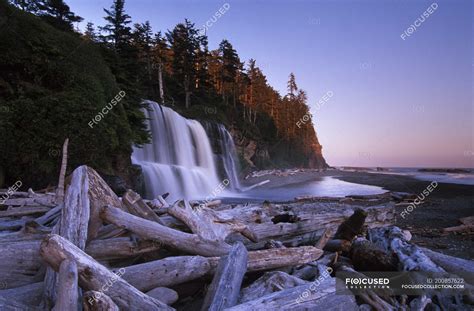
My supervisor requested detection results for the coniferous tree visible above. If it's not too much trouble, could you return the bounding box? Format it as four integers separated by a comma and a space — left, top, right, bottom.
287, 72, 298, 100
100, 0, 132, 50
218, 39, 240, 106
151, 31, 168, 103
39, 0, 83, 31
166, 19, 201, 109
1, 0, 327, 186
132, 21, 154, 95
195, 34, 212, 99
84, 22, 97, 41
9, 0, 40, 13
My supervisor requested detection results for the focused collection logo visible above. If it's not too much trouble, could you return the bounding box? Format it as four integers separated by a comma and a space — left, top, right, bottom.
345, 277, 390, 289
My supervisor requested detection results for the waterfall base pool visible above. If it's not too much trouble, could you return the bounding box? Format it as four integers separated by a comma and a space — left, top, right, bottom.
217, 176, 387, 203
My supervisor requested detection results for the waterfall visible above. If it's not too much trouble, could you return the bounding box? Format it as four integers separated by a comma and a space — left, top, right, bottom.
132, 101, 220, 201
132, 101, 239, 202
204, 123, 242, 190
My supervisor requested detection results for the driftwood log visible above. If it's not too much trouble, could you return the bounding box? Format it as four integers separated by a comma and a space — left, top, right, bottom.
83, 291, 119, 311
420, 247, 474, 275
369, 226, 443, 272
227, 278, 358, 311
0, 165, 403, 310
40, 234, 173, 310
118, 246, 323, 291
100, 205, 231, 257
146, 287, 178, 305
52, 259, 78, 311
238, 271, 307, 303
201, 242, 248, 311
122, 189, 164, 225
0, 282, 43, 306
169, 200, 257, 244
443, 216, 474, 234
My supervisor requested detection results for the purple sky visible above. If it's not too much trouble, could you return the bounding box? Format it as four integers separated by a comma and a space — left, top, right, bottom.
68, 0, 473, 168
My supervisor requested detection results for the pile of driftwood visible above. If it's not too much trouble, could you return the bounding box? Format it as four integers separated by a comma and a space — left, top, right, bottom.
244, 168, 319, 179
443, 216, 474, 234
0, 146, 473, 310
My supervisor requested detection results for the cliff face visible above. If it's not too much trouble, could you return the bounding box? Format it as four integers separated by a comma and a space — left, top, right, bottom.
306, 130, 329, 169
232, 127, 328, 172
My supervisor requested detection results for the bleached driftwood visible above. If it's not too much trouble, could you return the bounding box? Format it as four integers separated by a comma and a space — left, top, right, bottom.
85, 237, 161, 261
0, 221, 50, 242
42, 165, 92, 308
58, 165, 91, 250
0, 236, 161, 284
54, 138, 69, 204
118, 255, 212, 291
119, 246, 323, 291
207, 246, 324, 273
100, 205, 231, 257
168, 200, 257, 246
52, 259, 78, 311
369, 226, 443, 272
146, 287, 178, 305
83, 291, 119, 311
84, 166, 123, 241
0, 203, 63, 231
238, 271, 307, 303
0, 196, 56, 207
0, 240, 44, 289
0, 296, 41, 311
0, 206, 51, 217
95, 224, 127, 240
40, 234, 173, 310
35, 203, 62, 226
201, 242, 248, 311
420, 247, 474, 275
314, 228, 333, 249
291, 253, 335, 281
0, 282, 43, 307
443, 216, 474, 234
122, 189, 164, 224
409, 296, 432, 311
227, 278, 357, 311
221, 201, 395, 249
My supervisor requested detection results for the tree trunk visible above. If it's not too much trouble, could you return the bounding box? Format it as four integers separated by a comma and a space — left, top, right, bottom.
158, 62, 164, 103
54, 138, 69, 204
184, 76, 191, 109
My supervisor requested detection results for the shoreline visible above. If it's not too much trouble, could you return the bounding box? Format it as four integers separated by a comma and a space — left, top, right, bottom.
242, 169, 474, 260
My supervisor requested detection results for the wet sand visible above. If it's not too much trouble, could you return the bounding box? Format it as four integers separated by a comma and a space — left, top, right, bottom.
243, 169, 474, 260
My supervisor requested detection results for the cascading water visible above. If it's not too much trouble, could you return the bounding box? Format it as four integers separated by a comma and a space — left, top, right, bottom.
132, 101, 220, 201
132, 101, 240, 202
204, 123, 241, 190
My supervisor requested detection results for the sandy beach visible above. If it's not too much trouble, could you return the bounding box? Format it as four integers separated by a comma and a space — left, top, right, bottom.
242, 168, 474, 260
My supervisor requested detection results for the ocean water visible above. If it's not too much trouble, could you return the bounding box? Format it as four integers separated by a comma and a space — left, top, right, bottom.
370, 168, 474, 186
